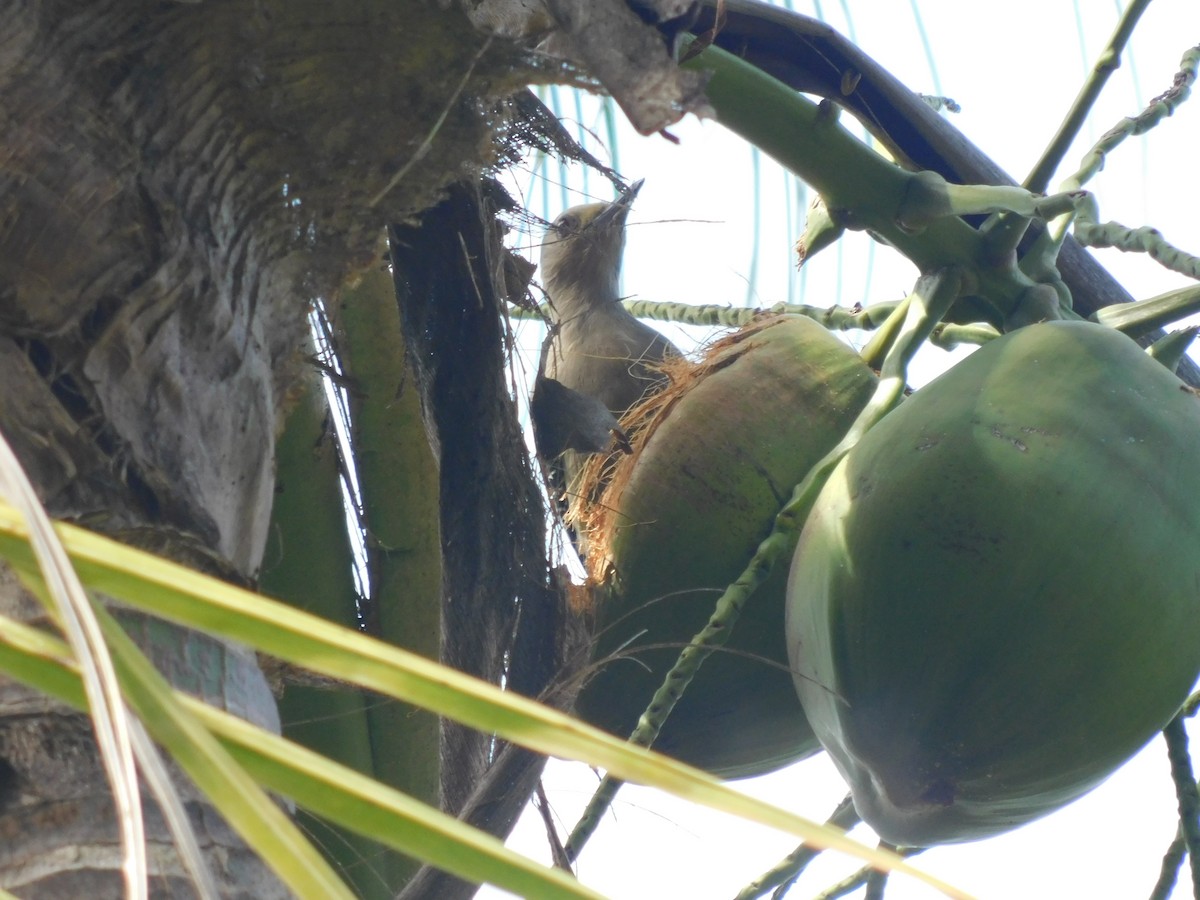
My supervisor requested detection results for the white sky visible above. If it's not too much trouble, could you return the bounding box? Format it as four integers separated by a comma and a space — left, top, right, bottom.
485, 2, 1200, 898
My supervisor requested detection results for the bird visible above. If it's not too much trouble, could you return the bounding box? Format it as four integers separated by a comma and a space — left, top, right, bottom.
538, 181, 679, 423
531, 181, 680, 512
530, 334, 629, 461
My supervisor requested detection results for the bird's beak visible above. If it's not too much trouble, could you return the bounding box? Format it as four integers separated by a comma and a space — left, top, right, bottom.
591, 179, 644, 230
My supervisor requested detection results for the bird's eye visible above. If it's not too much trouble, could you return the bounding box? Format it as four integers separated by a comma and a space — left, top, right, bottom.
553, 213, 581, 235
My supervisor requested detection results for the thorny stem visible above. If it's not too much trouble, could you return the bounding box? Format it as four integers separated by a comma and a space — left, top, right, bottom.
1024, 0, 1155, 193
735, 794, 859, 900
1031, 42, 1200, 270
1061, 43, 1199, 195
1074, 201, 1200, 280
1163, 715, 1200, 898
511, 300, 998, 351
624, 299, 899, 330
501, 298, 903, 331
563, 269, 964, 861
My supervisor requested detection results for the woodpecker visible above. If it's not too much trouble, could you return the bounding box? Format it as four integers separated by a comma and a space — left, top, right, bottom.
538, 181, 679, 424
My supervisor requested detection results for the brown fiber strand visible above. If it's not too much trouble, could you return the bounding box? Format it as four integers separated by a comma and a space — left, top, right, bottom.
571, 314, 797, 608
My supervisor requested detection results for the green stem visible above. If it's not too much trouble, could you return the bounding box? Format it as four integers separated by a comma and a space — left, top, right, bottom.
812, 848, 925, 900
264, 370, 383, 895
1163, 716, 1200, 898
863, 859, 890, 900
978, 210, 1033, 273
1092, 284, 1200, 338
563, 269, 964, 861
681, 38, 1038, 326
930, 322, 999, 350
1031, 42, 1200, 268
1183, 689, 1200, 719
1024, 0, 1155, 192
859, 297, 911, 369
735, 795, 859, 900
797, 194, 844, 264
339, 251, 443, 891
897, 172, 1083, 228
1061, 43, 1199, 195
844, 269, 965, 448
1147, 326, 1199, 374
1148, 829, 1186, 900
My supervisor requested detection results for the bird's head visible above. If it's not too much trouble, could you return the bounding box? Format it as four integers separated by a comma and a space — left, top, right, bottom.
540, 180, 642, 318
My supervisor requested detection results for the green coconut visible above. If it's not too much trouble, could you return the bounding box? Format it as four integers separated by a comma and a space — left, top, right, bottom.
787, 320, 1200, 844
572, 314, 876, 778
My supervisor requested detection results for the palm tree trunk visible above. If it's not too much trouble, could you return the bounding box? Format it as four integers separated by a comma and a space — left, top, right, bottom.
0, 0, 530, 893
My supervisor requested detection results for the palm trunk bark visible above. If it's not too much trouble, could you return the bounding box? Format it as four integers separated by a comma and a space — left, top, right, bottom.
0, 1, 529, 893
